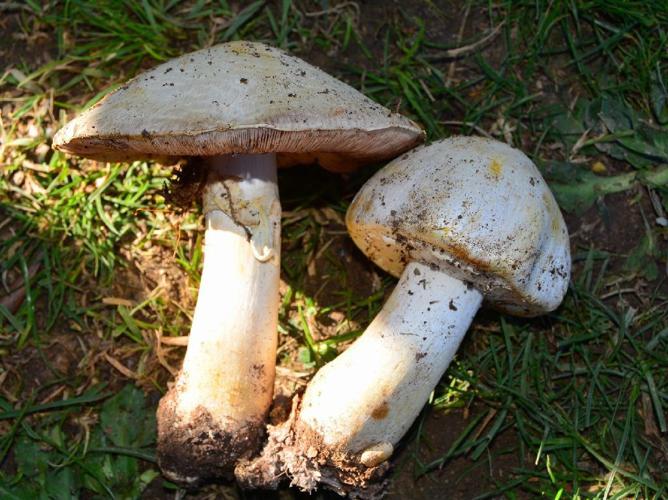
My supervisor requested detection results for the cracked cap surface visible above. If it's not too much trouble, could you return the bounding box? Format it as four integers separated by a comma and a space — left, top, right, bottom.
346, 136, 571, 316
52, 41, 424, 172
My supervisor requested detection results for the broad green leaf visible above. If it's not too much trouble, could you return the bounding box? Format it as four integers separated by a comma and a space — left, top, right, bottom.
549, 170, 634, 214
618, 135, 668, 161
634, 123, 668, 164
107, 454, 140, 497
100, 385, 156, 448
551, 112, 585, 151
625, 234, 659, 281
14, 437, 50, 482
80, 451, 108, 496
44, 468, 81, 500
599, 96, 634, 133
541, 162, 668, 214
651, 78, 668, 124
298, 345, 315, 367
82, 387, 157, 498
0, 481, 41, 500
558, 95, 668, 170
594, 140, 654, 169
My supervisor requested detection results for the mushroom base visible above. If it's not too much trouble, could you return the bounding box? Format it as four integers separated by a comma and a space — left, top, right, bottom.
235, 396, 388, 499
157, 388, 264, 485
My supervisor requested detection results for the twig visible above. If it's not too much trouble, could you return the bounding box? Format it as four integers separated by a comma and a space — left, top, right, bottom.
0, 259, 41, 314
304, 2, 359, 18
159, 335, 189, 346
103, 352, 138, 379
429, 20, 505, 62
153, 328, 180, 376
447, 2, 471, 84
0, 2, 31, 11
276, 365, 312, 379
599, 288, 640, 300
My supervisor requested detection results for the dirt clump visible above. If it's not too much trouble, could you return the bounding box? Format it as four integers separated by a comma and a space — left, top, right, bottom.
156, 387, 265, 486
236, 396, 387, 499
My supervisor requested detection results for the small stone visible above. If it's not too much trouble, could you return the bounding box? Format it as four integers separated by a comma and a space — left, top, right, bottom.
27, 123, 40, 138
12, 170, 24, 186
35, 143, 50, 160
305, 446, 318, 458
591, 161, 606, 174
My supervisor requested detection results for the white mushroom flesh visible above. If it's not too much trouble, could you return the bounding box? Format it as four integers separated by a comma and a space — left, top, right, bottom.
299, 261, 482, 452
179, 153, 280, 420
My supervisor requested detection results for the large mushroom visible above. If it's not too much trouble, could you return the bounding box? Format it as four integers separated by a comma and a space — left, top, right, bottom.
52, 41, 424, 484
239, 136, 570, 494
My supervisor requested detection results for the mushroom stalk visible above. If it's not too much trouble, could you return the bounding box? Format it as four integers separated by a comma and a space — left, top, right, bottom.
157, 153, 280, 483
297, 261, 482, 464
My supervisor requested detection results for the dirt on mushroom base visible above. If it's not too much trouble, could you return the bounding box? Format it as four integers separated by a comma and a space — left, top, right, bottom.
236, 396, 388, 498
156, 388, 265, 484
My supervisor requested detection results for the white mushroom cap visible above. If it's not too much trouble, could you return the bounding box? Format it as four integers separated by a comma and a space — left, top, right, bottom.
52, 41, 424, 171
346, 136, 570, 316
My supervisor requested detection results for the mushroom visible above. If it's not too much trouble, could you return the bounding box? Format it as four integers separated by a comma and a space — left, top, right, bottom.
52, 41, 424, 484
238, 136, 570, 494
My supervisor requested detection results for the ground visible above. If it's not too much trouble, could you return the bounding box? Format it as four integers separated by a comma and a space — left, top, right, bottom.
1, 1, 667, 499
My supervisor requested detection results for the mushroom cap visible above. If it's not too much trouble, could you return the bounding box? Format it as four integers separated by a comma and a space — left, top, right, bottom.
346, 136, 570, 316
52, 41, 424, 172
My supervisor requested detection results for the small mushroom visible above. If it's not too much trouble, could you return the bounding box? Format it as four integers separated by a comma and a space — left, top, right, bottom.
52, 41, 424, 484
241, 136, 570, 494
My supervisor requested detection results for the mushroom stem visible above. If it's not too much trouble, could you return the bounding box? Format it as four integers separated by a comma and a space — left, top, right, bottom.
298, 261, 482, 472
157, 153, 280, 484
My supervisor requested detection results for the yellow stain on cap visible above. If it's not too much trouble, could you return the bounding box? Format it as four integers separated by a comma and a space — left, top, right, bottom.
542, 192, 562, 235
489, 159, 502, 179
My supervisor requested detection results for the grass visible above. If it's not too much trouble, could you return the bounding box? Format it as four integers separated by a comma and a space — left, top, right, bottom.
1, 0, 667, 498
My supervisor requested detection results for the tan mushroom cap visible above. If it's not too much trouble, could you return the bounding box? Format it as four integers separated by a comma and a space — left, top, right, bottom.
346, 136, 571, 316
52, 41, 424, 172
